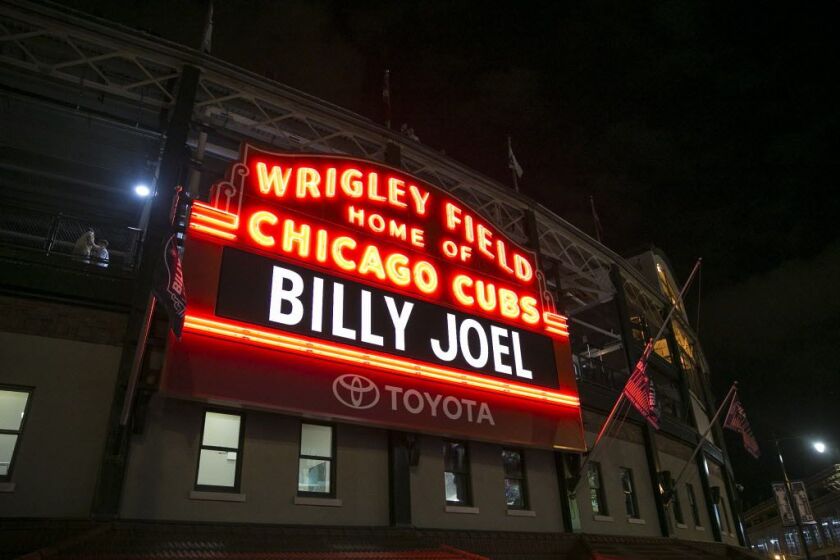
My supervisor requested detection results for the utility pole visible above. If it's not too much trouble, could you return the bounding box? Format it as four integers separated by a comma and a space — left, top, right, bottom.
775, 438, 812, 560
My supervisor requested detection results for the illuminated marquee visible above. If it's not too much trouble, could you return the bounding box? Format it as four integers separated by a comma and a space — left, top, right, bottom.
167, 145, 584, 450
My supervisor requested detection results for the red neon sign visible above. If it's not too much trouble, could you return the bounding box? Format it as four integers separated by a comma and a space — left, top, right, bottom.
188, 148, 566, 335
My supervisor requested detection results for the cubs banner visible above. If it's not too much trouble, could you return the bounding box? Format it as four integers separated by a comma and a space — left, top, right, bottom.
161, 145, 585, 450
152, 233, 187, 338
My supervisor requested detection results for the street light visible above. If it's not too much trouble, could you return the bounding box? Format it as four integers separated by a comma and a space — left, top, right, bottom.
773, 436, 832, 560
134, 184, 151, 197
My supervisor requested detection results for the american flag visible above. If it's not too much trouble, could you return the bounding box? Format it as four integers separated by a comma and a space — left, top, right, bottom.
623, 338, 660, 429
723, 392, 760, 458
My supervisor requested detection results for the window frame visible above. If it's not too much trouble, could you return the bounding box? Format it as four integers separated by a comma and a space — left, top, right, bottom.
587, 461, 609, 516
0, 385, 33, 482
686, 483, 701, 526
193, 408, 245, 493
443, 440, 472, 506
501, 448, 529, 510
297, 421, 337, 498
619, 467, 640, 519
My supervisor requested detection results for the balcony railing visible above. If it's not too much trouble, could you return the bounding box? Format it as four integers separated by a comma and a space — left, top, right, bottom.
0, 203, 142, 272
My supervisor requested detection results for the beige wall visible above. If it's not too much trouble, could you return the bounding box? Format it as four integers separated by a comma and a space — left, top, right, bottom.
572, 425, 661, 537
0, 331, 121, 517
655, 434, 714, 542
708, 458, 740, 545
120, 396, 390, 526
409, 435, 564, 532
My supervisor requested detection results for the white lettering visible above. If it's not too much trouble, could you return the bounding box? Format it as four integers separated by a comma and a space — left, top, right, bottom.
385, 385, 403, 409
442, 396, 462, 419
269, 266, 304, 325
310, 276, 324, 332
403, 389, 424, 414
424, 392, 443, 417
489, 325, 512, 375
511, 331, 533, 379
360, 290, 384, 346
476, 403, 495, 425
431, 313, 459, 361
331, 282, 356, 340
384, 296, 413, 351
459, 318, 489, 368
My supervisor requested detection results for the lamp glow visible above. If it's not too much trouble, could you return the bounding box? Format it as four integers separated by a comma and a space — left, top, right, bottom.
134, 184, 151, 197
814, 441, 827, 454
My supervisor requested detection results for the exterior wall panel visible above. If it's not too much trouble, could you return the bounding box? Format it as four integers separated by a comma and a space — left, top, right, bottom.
0, 331, 120, 517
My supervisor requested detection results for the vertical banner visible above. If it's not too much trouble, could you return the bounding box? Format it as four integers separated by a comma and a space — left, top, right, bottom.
790, 481, 816, 524
772, 483, 796, 527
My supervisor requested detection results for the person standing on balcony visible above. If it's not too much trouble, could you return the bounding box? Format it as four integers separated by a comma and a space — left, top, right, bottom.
73, 228, 96, 264
92, 239, 109, 268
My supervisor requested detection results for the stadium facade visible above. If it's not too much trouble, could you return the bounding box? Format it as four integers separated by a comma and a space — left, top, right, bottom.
0, 2, 751, 558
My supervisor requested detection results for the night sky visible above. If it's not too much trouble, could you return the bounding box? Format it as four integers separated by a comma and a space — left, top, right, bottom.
57, 0, 840, 506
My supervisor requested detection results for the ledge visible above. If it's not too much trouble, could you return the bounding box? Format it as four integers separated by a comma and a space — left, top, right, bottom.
189, 491, 246, 502
676, 523, 688, 529
627, 517, 646, 525
593, 515, 614, 522
506, 509, 536, 517
294, 496, 343, 507
696, 525, 705, 531
445, 505, 479, 515
0, 482, 15, 493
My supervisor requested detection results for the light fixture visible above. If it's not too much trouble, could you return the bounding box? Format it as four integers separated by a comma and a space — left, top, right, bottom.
134, 184, 151, 197
813, 441, 827, 454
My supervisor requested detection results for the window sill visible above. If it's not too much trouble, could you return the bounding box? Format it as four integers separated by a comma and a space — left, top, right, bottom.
507, 509, 536, 517
294, 496, 343, 507
593, 515, 614, 522
695, 526, 705, 531
676, 523, 688, 529
0, 482, 15, 493
627, 517, 646, 525
189, 490, 246, 502
445, 505, 479, 514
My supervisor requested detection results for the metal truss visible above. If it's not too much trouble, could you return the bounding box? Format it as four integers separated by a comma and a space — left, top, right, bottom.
0, 0, 709, 370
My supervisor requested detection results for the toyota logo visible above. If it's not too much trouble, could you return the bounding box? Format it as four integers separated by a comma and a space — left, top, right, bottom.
332, 374, 380, 410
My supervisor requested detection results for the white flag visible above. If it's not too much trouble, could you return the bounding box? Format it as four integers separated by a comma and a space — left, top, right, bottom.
507, 136, 523, 178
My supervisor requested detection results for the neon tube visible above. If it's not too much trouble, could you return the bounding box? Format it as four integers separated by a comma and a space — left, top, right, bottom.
183, 314, 580, 408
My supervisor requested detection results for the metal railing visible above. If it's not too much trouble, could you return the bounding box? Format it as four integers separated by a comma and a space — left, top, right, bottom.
0, 203, 143, 271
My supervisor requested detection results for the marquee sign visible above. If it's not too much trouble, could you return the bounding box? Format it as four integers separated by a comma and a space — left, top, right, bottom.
162, 145, 585, 450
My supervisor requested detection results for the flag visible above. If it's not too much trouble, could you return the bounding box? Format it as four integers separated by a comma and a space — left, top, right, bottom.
382, 69, 391, 128
622, 338, 660, 429
152, 232, 187, 338
201, 1, 214, 54
723, 392, 760, 458
507, 136, 523, 178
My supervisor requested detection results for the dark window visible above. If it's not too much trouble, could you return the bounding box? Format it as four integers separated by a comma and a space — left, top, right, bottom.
443, 441, 471, 506
502, 449, 528, 510
686, 483, 701, 526
297, 422, 335, 496
195, 410, 244, 491
672, 485, 685, 525
620, 467, 640, 518
587, 462, 608, 516
0, 387, 32, 480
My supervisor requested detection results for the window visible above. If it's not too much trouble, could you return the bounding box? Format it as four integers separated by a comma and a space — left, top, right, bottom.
672, 485, 685, 525
195, 410, 243, 491
0, 387, 32, 480
620, 467, 640, 518
443, 441, 471, 505
297, 422, 335, 496
587, 462, 608, 516
717, 499, 731, 533
501, 449, 528, 510
686, 483, 701, 526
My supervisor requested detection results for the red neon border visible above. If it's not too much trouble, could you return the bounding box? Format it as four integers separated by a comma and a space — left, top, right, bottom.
183, 314, 580, 409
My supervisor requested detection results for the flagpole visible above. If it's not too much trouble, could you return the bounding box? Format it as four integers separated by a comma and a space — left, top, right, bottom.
589, 195, 602, 243
665, 382, 738, 501
570, 258, 702, 496
507, 136, 520, 192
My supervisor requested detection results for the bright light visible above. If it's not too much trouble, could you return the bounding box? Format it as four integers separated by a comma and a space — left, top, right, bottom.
814, 441, 827, 453
134, 184, 151, 197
